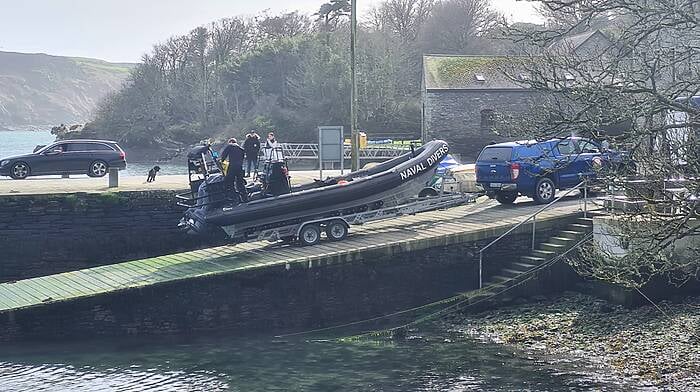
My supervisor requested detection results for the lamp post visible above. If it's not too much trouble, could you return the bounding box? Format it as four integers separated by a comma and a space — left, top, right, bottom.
350, 0, 359, 171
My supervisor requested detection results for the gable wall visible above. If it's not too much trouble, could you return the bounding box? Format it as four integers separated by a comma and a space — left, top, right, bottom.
423, 89, 538, 161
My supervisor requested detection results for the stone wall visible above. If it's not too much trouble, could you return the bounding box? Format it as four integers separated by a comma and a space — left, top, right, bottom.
0, 226, 581, 342
0, 191, 220, 283
423, 90, 538, 161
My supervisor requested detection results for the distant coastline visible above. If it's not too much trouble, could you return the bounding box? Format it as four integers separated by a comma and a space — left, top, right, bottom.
0, 125, 55, 132
0, 130, 187, 176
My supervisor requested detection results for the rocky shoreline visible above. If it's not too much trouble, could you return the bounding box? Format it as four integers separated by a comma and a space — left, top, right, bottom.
448, 293, 700, 391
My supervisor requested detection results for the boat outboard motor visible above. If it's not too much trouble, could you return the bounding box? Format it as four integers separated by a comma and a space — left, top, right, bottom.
196, 174, 229, 209
179, 174, 233, 235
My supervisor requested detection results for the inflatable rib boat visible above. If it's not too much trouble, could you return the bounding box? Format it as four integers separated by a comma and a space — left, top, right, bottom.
179, 140, 450, 240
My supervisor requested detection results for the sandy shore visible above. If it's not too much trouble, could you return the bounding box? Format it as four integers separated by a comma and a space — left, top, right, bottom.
450, 293, 700, 391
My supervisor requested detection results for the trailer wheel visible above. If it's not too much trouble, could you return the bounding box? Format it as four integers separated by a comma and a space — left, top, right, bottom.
299, 224, 321, 246
325, 220, 348, 241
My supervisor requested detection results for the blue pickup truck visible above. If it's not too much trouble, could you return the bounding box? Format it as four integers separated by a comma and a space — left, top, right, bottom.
475, 137, 622, 205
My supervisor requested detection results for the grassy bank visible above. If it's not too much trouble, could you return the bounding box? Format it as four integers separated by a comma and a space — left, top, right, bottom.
450, 293, 700, 391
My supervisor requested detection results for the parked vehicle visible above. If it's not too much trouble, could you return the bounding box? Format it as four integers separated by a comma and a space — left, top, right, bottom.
475, 137, 625, 204
420, 163, 482, 197
0, 139, 127, 179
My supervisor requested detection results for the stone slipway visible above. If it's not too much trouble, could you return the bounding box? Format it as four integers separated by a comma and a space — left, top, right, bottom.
0, 197, 586, 316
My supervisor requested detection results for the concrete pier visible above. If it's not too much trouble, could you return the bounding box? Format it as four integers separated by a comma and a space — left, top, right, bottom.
0, 198, 586, 341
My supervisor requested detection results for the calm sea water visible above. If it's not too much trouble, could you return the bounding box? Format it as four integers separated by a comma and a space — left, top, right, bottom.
0, 131, 187, 177
0, 327, 627, 391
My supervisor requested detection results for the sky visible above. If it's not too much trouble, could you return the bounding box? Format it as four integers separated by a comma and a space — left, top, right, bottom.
0, 0, 542, 63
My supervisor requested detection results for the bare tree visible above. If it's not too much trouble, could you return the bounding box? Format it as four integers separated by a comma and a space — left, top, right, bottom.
209, 17, 253, 67
255, 11, 312, 42
419, 0, 501, 53
536, 0, 613, 33
506, 0, 700, 287
371, 0, 434, 42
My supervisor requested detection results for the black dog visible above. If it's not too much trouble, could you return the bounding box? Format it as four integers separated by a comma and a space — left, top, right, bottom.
146, 166, 160, 182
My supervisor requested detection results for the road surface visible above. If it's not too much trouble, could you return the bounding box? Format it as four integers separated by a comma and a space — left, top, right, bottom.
0, 171, 344, 196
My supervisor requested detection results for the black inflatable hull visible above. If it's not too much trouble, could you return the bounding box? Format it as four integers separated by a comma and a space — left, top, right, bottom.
181, 140, 449, 237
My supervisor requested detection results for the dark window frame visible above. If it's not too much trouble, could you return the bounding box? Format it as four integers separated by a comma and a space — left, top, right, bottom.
66, 142, 115, 152
555, 139, 579, 155
576, 139, 601, 154
480, 109, 496, 133
477, 146, 513, 162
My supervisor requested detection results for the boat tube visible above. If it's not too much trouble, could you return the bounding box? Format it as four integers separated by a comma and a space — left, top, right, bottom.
179, 140, 450, 239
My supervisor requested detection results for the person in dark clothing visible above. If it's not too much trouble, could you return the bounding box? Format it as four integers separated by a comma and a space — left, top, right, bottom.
242, 132, 261, 177
220, 137, 247, 202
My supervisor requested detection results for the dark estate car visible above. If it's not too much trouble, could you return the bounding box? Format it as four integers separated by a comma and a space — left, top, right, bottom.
476, 137, 628, 205
0, 139, 127, 179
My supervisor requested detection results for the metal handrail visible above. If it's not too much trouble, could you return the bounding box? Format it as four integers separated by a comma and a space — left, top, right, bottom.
477, 179, 589, 288
279, 143, 411, 161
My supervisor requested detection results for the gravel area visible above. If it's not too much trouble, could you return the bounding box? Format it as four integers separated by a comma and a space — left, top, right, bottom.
449, 293, 700, 391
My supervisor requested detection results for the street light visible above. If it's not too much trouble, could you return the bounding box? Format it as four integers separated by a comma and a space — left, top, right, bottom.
350, 0, 359, 171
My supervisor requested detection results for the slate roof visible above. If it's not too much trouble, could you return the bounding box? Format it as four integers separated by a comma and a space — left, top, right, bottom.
546, 30, 610, 52
423, 55, 529, 90
423, 31, 612, 91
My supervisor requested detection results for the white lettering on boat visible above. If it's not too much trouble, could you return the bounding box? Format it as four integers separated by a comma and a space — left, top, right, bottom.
399, 143, 449, 180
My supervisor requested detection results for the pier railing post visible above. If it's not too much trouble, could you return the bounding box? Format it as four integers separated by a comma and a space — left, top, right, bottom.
531, 215, 536, 250
108, 168, 119, 188
583, 180, 588, 218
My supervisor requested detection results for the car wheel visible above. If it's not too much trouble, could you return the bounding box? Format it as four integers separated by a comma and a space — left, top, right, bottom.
418, 188, 439, 198
10, 162, 30, 179
88, 160, 108, 177
534, 178, 556, 204
495, 191, 517, 204
325, 220, 348, 241
299, 224, 321, 246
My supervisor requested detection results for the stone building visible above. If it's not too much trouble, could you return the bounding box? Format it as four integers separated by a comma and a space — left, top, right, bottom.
421, 30, 613, 161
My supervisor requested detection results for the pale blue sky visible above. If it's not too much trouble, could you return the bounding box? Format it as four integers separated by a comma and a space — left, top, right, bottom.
0, 0, 541, 63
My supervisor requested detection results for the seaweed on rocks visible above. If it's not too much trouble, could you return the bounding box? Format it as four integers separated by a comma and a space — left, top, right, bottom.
451, 293, 700, 391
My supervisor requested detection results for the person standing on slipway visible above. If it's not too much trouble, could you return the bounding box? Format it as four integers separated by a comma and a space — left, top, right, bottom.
220, 137, 247, 202
242, 132, 261, 177
263, 131, 283, 162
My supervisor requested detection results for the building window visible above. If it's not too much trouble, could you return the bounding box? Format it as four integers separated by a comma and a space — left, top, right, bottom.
480, 109, 496, 133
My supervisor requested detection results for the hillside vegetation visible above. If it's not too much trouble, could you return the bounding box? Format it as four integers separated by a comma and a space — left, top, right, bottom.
0, 51, 133, 130
84, 0, 514, 152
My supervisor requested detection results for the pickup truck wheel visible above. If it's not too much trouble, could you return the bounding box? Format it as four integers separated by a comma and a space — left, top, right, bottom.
534, 178, 556, 204
299, 224, 321, 246
418, 188, 439, 198
495, 191, 517, 204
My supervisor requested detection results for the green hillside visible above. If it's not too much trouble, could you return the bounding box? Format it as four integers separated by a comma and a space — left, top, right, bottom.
0, 51, 135, 130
